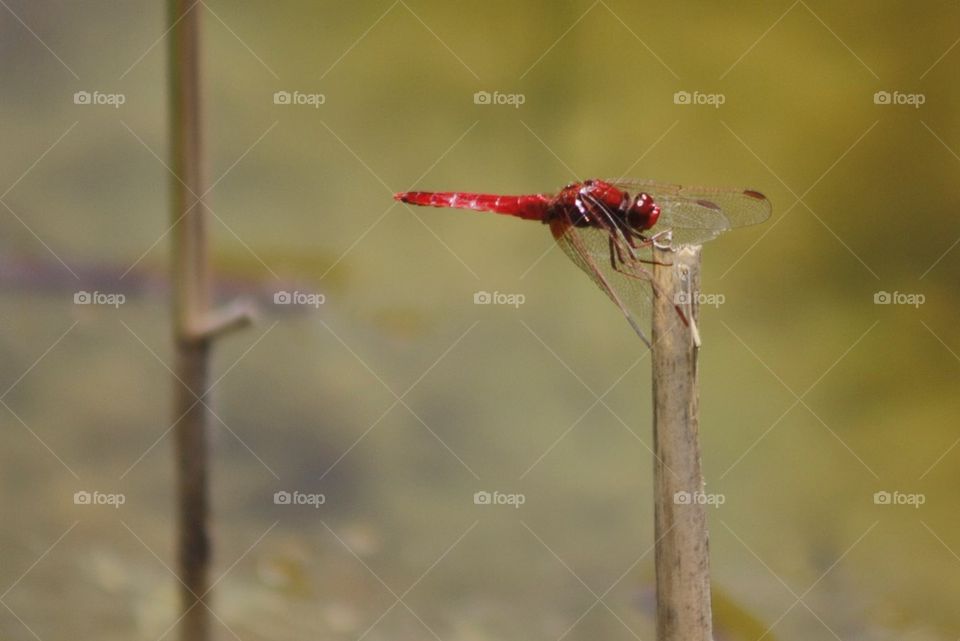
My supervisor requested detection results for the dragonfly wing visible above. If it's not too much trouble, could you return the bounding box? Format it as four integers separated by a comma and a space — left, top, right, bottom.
608, 179, 772, 245
549, 218, 656, 347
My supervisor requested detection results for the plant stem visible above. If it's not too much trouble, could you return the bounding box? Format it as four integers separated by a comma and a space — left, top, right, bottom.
651, 244, 712, 641
167, 2, 252, 639
169, 3, 210, 640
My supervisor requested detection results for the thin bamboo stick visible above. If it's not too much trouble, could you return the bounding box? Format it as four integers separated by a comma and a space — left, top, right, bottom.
167, 3, 252, 640
651, 243, 712, 641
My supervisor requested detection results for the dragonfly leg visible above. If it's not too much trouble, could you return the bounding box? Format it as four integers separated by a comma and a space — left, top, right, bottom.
606, 237, 689, 328
633, 256, 673, 267
651, 229, 671, 241
629, 233, 671, 266
620, 230, 671, 266
581, 192, 637, 260
604, 228, 649, 279
632, 232, 654, 247
608, 236, 629, 271
608, 239, 651, 281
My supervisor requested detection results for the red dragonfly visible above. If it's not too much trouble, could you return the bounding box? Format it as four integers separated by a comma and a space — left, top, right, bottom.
394, 179, 771, 346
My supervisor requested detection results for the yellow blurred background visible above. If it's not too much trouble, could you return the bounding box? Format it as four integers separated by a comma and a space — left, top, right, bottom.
1, 2, 958, 639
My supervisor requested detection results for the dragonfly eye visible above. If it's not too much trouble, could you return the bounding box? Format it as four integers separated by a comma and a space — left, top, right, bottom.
627, 193, 660, 230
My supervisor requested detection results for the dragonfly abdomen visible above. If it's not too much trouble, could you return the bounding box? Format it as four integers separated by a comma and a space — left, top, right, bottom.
394, 191, 549, 221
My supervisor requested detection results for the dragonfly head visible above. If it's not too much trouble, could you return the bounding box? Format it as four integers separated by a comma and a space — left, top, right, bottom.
626, 192, 660, 231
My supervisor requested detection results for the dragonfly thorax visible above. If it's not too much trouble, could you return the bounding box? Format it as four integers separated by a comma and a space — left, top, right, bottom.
551, 181, 660, 233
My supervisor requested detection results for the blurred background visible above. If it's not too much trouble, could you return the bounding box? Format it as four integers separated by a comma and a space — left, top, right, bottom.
1, 1, 959, 639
